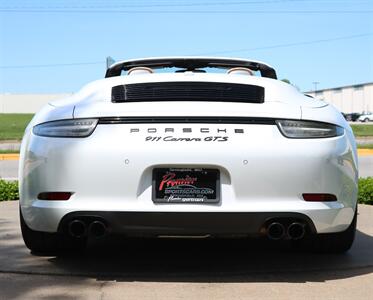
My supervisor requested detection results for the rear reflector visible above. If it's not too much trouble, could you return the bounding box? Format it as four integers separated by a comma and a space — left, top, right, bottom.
302, 193, 337, 202
37, 192, 73, 201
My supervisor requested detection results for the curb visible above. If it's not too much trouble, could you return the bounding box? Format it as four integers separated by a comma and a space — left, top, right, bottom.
358, 149, 373, 156
0, 154, 20, 161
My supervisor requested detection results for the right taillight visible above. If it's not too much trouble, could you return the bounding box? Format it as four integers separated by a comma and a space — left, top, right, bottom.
276, 120, 344, 139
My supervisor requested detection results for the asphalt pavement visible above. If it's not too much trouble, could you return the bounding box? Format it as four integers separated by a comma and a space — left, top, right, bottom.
0, 200, 373, 299
0, 160, 18, 180
360, 155, 373, 177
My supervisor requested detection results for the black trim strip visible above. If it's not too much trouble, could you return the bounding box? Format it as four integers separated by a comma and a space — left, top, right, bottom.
98, 116, 276, 125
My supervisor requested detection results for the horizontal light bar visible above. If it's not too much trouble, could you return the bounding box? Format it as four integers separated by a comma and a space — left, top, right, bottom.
33, 119, 98, 138
276, 120, 344, 138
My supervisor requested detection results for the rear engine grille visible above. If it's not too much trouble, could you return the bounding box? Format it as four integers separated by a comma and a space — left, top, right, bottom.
111, 82, 265, 103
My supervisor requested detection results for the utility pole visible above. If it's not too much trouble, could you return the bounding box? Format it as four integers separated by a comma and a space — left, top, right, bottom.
312, 81, 320, 92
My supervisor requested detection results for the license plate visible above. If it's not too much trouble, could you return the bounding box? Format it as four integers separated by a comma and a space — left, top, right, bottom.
152, 168, 220, 203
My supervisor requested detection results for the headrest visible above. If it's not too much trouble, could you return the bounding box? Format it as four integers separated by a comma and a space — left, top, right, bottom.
227, 67, 254, 76
127, 67, 154, 75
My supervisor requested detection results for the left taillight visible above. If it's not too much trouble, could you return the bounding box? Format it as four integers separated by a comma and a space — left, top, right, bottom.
33, 119, 98, 138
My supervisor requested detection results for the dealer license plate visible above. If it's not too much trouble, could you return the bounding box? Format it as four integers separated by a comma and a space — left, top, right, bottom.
152, 168, 220, 203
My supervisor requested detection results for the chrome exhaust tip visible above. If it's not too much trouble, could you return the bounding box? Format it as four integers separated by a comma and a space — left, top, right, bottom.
68, 220, 87, 238
287, 222, 306, 240
267, 222, 285, 240
89, 220, 107, 238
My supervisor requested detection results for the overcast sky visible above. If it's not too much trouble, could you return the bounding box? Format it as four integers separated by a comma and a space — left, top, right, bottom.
0, 0, 372, 93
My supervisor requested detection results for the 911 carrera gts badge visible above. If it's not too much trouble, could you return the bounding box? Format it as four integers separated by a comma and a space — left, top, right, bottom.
145, 136, 228, 142
130, 127, 243, 142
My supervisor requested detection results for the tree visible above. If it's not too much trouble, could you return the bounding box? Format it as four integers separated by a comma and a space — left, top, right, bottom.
281, 78, 300, 91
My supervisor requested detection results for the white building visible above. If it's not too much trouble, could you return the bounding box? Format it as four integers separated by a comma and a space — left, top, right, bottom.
306, 82, 373, 114
0, 94, 71, 113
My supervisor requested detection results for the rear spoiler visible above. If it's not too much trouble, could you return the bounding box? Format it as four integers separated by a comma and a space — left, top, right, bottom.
106, 56, 116, 69
105, 57, 277, 79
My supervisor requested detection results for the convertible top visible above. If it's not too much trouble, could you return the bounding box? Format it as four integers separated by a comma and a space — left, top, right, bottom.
105, 57, 277, 79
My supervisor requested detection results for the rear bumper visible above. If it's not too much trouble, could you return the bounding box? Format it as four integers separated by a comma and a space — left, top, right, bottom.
20, 203, 355, 235
19, 123, 358, 234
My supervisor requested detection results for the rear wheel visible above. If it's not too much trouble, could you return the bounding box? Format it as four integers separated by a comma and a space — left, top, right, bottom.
20, 208, 86, 255
312, 207, 357, 254
364, 118, 370, 122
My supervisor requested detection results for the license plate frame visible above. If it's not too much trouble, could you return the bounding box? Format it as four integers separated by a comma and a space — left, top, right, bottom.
152, 168, 220, 204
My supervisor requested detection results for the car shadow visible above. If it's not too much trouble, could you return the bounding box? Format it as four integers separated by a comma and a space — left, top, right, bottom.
48, 229, 373, 283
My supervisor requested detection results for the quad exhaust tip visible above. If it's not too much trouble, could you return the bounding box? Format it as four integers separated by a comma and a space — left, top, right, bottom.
68, 220, 87, 238
287, 222, 306, 240
68, 219, 107, 238
267, 222, 286, 240
89, 220, 107, 238
266, 221, 306, 240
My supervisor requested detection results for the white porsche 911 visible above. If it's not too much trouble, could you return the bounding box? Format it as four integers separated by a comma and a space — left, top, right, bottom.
19, 57, 358, 254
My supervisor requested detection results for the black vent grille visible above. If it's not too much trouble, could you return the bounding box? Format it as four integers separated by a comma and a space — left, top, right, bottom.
98, 116, 276, 125
111, 82, 264, 103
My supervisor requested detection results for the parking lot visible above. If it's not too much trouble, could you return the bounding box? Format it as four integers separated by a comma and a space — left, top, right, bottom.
1, 200, 373, 299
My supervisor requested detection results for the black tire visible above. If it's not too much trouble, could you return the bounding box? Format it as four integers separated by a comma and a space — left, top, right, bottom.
20, 208, 86, 255
311, 207, 357, 254
364, 118, 369, 122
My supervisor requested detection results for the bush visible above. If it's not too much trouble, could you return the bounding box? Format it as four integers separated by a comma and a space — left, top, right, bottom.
358, 177, 373, 205
0, 180, 19, 201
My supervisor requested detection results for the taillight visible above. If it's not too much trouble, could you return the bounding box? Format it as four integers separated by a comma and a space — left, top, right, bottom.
302, 193, 337, 202
276, 120, 344, 139
37, 192, 73, 201
33, 119, 98, 138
